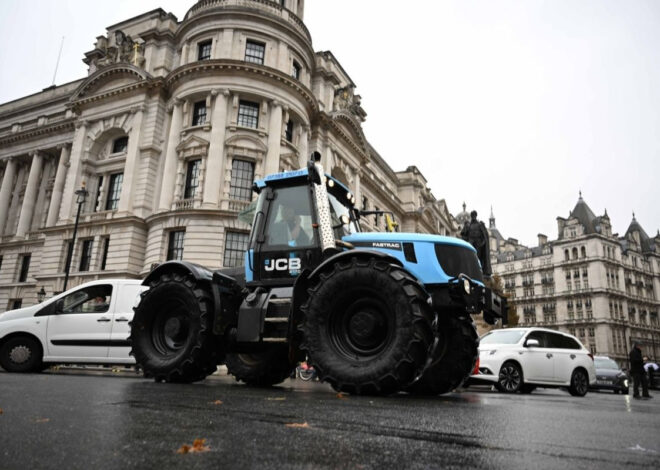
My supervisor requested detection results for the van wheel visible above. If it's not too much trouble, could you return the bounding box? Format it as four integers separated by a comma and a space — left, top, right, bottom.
496, 362, 523, 393
0, 336, 44, 373
569, 369, 589, 397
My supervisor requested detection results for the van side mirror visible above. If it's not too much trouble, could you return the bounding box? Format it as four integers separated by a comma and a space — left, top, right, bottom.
525, 339, 540, 347
54, 299, 64, 314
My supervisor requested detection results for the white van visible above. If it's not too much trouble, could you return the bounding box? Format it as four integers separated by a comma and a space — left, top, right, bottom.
0, 279, 146, 372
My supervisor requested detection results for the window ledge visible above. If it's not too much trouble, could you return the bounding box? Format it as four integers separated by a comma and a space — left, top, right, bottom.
182, 123, 212, 135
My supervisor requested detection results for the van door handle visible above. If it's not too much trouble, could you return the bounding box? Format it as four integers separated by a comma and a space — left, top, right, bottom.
546, 353, 553, 359
570, 354, 576, 360
115, 317, 129, 322
97, 317, 111, 322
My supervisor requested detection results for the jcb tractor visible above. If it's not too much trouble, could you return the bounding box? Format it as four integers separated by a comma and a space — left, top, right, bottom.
130, 153, 507, 395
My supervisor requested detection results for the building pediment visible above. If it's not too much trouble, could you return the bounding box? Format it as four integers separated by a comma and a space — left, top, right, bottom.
225, 133, 268, 153
328, 111, 369, 155
70, 65, 152, 103
176, 135, 210, 157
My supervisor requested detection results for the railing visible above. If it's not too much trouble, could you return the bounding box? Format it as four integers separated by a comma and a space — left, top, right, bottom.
174, 198, 197, 211
228, 199, 250, 212
185, 0, 312, 43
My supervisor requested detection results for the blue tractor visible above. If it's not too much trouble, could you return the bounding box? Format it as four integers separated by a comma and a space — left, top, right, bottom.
130, 153, 507, 395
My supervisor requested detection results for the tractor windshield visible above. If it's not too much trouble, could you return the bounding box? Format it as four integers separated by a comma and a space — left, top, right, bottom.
328, 192, 359, 238
263, 185, 315, 249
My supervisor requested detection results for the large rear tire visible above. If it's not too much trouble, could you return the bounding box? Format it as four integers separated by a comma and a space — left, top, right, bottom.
407, 315, 478, 395
130, 272, 219, 383
300, 257, 433, 396
225, 345, 294, 387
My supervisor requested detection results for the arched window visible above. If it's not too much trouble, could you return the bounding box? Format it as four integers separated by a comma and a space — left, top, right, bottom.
581, 246, 586, 258
572, 247, 578, 259
564, 249, 569, 261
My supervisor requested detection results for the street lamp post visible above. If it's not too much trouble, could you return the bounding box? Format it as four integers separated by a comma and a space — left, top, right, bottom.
62, 183, 88, 292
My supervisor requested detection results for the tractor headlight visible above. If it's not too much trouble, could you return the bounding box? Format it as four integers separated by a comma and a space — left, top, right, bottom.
463, 279, 471, 295
327, 179, 335, 188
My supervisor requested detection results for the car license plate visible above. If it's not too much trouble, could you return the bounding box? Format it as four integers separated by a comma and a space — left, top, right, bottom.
596, 380, 610, 385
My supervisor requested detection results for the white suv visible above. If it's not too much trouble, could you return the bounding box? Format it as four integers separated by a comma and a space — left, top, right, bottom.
469, 327, 596, 396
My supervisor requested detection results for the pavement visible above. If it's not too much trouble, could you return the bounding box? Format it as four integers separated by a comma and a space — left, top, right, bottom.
1, 369, 659, 469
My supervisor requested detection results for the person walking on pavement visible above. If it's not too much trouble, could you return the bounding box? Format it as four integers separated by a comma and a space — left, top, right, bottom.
629, 342, 651, 399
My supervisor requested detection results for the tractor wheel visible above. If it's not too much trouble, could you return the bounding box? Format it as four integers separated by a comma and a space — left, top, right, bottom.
130, 272, 219, 383
0, 336, 44, 373
407, 315, 478, 395
225, 345, 294, 387
300, 257, 433, 396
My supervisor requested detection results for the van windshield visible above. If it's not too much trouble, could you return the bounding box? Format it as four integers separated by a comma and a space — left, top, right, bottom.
480, 330, 525, 345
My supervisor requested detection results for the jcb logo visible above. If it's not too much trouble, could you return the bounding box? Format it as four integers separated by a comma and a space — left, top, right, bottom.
264, 258, 301, 272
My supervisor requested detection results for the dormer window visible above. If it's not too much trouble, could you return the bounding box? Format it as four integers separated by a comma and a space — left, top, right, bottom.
198, 40, 212, 61
192, 101, 207, 126
245, 40, 265, 65
112, 136, 128, 154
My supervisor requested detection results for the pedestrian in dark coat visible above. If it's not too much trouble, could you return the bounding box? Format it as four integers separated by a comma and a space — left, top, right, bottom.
629, 343, 651, 398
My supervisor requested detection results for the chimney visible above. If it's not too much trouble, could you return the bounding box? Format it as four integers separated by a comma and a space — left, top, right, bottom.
557, 217, 566, 238
538, 233, 548, 246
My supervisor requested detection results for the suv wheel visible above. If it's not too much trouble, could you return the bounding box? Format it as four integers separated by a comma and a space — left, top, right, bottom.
568, 369, 589, 397
497, 362, 523, 393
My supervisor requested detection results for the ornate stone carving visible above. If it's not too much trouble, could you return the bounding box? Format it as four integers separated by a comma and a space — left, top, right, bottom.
92, 30, 145, 70
333, 86, 366, 120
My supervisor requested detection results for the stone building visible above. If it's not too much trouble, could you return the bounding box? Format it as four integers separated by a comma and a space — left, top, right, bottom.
492, 194, 660, 365
0, 0, 458, 311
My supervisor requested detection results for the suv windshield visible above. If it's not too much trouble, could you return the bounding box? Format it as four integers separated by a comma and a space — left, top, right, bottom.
480, 330, 525, 345
594, 358, 620, 370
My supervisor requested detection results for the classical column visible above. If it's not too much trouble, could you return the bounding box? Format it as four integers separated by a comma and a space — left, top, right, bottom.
46, 144, 71, 227
159, 100, 183, 211
118, 106, 145, 213
203, 89, 229, 208
298, 125, 309, 168
59, 120, 88, 221
264, 101, 283, 176
16, 151, 44, 237
0, 157, 18, 230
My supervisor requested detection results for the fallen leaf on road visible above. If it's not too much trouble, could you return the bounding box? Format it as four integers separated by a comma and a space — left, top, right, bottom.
35, 418, 50, 423
0, 408, 3, 415
285, 422, 309, 428
336, 393, 348, 400
267, 397, 286, 401
177, 438, 210, 454
211, 400, 223, 405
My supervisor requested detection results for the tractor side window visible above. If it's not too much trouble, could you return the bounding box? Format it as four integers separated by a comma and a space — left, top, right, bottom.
328, 193, 357, 238
264, 186, 314, 248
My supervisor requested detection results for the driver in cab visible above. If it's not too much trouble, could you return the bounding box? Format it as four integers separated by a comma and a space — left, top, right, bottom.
271, 206, 310, 246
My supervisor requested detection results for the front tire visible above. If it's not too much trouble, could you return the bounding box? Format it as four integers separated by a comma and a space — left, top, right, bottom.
301, 258, 433, 395
225, 345, 293, 387
0, 336, 44, 372
407, 314, 478, 395
496, 362, 523, 393
130, 272, 219, 383
569, 369, 589, 397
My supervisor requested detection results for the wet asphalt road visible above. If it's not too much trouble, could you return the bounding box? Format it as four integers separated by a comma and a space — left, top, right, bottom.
0, 369, 659, 470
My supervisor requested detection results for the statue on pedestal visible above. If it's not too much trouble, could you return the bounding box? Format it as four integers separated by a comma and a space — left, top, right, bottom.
460, 210, 492, 276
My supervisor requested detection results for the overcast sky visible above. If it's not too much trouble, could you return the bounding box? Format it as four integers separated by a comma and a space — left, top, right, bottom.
1, 0, 658, 247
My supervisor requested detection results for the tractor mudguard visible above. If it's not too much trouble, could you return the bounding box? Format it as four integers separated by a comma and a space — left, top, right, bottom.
142, 260, 213, 286
307, 249, 403, 283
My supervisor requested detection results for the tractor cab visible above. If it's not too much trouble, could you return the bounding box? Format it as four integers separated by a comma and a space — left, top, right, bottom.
246, 166, 359, 285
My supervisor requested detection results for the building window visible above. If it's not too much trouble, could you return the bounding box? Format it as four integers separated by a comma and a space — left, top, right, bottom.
184, 159, 201, 199
223, 231, 249, 268
79, 240, 93, 272
285, 119, 294, 142
105, 173, 123, 210
100, 237, 110, 271
230, 159, 254, 201
292, 60, 301, 79
10, 299, 22, 310
362, 196, 368, 210
198, 40, 212, 60
18, 253, 31, 282
0, 255, 3, 272
167, 231, 185, 261
192, 101, 207, 126
237, 100, 259, 128
112, 136, 128, 154
245, 40, 265, 64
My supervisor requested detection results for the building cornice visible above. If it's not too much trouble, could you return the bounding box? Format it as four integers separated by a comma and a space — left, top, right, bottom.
0, 120, 75, 147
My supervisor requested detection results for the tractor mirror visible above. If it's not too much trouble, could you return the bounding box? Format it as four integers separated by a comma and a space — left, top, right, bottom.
340, 214, 350, 226
307, 158, 321, 185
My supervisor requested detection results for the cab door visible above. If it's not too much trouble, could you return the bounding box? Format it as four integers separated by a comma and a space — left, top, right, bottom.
46, 284, 114, 361
521, 331, 554, 381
